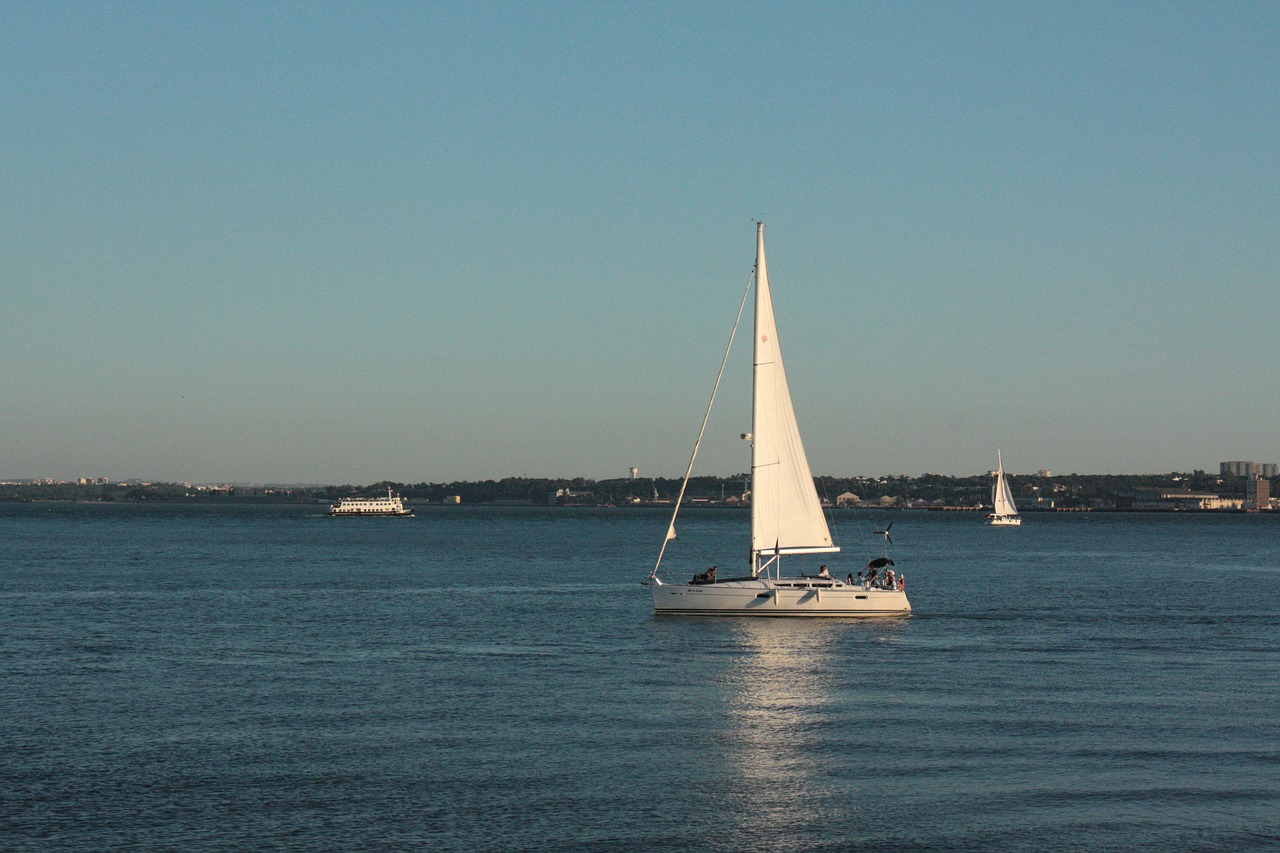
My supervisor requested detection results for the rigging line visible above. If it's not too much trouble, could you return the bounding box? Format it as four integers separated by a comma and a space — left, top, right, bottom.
857, 508, 881, 565
651, 265, 755, 580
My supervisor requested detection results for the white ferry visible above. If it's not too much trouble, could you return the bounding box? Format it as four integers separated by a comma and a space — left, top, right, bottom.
328, 487, 414, 517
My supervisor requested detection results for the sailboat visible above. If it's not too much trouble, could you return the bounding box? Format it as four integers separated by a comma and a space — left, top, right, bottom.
987, 449, 1022, 526
646, 223, 911, 617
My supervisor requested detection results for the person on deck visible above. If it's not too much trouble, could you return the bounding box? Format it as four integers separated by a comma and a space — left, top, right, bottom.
817, 564, 832, 579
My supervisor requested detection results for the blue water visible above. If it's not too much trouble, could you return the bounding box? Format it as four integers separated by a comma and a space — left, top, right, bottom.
2, 503, 1278, 851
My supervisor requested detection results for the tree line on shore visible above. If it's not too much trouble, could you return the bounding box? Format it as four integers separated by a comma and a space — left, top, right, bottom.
0, 470, 1246, 508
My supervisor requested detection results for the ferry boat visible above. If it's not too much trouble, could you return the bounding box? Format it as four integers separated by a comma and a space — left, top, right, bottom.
328, 487, 414, 517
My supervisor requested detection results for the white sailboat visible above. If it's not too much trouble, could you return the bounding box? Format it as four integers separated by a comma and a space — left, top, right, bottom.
646, 223, 911, 617
987, 449, 1022, 526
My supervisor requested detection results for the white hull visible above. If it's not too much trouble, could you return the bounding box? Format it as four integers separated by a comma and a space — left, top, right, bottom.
988, 514, 1022, 526
651, 578, 910, 618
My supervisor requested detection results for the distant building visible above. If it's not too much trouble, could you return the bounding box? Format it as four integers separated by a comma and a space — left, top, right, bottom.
554, 487, 590, 499
550, 487, 593, 504
1037, 469, 1052, 477
835, 491, 860, 507
1246, 477, 1271, 510
1117, 490, 1243, 511
443, 495, 461, 504
1221, 461, 1279, 478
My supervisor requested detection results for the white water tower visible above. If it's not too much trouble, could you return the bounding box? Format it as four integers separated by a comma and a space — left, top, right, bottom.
629, 467, 638, 480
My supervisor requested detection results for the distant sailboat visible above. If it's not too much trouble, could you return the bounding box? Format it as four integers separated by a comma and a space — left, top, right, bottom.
988, 450, 1022, 526
645, 223, 911, 617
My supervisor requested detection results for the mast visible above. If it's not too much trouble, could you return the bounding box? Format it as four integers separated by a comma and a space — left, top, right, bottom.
749, 224, 762, 571
993, 449, 1002, 510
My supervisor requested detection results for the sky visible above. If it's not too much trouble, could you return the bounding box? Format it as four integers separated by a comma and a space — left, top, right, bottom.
2, 2, 1277, 484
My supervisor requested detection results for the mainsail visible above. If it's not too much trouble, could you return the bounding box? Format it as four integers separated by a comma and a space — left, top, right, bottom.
750, 223, 838, 559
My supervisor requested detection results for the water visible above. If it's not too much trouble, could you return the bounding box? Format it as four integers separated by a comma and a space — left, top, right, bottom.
2, 503, 1278, 851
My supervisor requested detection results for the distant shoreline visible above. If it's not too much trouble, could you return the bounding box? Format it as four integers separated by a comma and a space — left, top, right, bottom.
1, 498, 1267, 515
1, 470, 1269, 512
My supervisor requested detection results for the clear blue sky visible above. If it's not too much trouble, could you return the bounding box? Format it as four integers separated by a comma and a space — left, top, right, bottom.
3, 2, 1276, 483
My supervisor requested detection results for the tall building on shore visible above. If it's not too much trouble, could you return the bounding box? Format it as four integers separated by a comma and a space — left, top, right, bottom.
1247, 476, 1271, 510
1221, 461, 1279, 478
